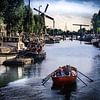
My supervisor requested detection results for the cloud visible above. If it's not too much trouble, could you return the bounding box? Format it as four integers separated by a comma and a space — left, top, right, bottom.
29, 0, 99, 31
31, 0, 99, 14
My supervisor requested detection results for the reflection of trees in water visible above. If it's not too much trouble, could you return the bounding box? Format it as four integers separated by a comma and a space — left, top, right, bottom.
32, 64, 41, 77
24, 64, 41, 77
92, 55, 100, 80
0, 62, 43, 87
0, 66, 23, 87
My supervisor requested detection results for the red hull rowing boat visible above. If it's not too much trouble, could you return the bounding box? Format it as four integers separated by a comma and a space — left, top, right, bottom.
52, 66, 77, 88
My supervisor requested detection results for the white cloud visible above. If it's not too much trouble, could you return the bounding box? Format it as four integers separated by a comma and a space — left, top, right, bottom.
30, 0, 99, 31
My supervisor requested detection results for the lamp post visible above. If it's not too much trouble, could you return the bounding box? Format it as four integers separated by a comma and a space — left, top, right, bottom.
28, 0, 30, 35
38, 5, 42, 36
39, 5, 42, 15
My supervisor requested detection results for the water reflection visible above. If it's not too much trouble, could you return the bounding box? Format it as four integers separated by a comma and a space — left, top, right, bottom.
51, 82, 77, 100
0, 65, 23, 87
90, 54, 100, 80
0, 63, 43, 87
0, 66, 9, 75
64, 83, 77, 100
24, 64, 42, 78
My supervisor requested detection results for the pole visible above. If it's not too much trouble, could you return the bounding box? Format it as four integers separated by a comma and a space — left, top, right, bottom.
38, 5, 42, 35
53, 20, 55, 36
39, 5, 42, 15
28, 0, 30, 35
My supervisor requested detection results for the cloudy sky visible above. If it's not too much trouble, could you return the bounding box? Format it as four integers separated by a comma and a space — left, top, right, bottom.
25, 0, 100, 31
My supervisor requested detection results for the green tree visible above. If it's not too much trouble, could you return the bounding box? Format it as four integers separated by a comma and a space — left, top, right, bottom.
22, 5, 36, 39
0, 0, 45, 38
91, 10, 100, 33
0, 0, 8, 16
33, 14, 44, 34
22, 5, 45, 37
0, 0, 8, 25
3, 0, 24, 35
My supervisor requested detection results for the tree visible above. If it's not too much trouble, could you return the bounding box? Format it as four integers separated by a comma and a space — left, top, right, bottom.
0, 0, 8, 26
91, 10, 100, 33
0, 0, 8, 16
22, 6, 44, 37
23, 5, 33, 34
0, 0, 45, 38
3, 0, 24, 35
33, 14, 44, 35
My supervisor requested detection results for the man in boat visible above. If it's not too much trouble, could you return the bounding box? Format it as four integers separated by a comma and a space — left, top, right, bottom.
55, 67, 66, 76
37, 43, 42, 54
61, 65, 72, 76
54, 65, 73, 77
71, 69, 77, 76
55, 67, 62, 76
63, 65, 70, 76
60, 67, 67, 76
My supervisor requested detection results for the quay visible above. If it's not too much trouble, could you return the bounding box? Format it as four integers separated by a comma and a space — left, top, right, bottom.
2, 57, 34, 66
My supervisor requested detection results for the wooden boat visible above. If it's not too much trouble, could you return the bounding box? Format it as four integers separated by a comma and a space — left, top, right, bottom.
45, 36, 60, 44
17, 40, 46, 63
92, 40, 100, 48
17, 50, 46, 63
24, 50, 46, 63
51, 65, 77, 88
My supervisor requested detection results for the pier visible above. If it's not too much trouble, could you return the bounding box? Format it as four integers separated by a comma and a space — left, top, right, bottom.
2, 57, 33, 66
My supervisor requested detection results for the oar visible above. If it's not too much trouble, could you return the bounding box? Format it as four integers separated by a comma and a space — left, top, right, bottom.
78, 70, 94, 82
42, 70, 57, 85
77, 76, 87, 86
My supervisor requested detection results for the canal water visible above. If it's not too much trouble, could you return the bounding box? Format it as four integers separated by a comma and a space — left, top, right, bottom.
0, 39, 100, 100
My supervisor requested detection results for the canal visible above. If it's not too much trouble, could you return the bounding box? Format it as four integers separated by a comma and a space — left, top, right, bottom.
0, 39, 100, 100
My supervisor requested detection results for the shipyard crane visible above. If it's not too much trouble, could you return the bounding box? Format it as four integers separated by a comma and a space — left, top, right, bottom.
34, 4, 55, 34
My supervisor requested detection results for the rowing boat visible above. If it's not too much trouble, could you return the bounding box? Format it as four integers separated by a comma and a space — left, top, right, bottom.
51, 65, 77, 88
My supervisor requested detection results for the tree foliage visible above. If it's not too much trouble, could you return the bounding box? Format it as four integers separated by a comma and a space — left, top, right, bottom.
3, 0, 24, 35
91, 10, 100, 33
33, 14, 44, 34
47, 28, 63, 36
23, 5, 33, 34
0, 0, 45, 37
0, 0, 8, 16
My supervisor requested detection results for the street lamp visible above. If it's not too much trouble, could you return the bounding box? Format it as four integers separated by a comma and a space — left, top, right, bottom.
39, 5, 42, 15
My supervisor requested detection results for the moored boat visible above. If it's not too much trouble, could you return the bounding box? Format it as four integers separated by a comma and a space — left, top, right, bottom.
17, 50, 46, 63
51, 65, 77, 88
17, 39, 46, 63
